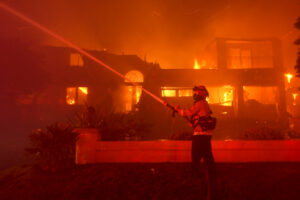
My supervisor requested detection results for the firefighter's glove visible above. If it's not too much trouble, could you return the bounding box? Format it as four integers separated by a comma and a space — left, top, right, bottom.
174, 105, 181, 111
174, 105, 185, 116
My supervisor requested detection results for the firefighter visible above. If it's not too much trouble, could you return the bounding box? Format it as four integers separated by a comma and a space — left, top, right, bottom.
174, 85, 216, 177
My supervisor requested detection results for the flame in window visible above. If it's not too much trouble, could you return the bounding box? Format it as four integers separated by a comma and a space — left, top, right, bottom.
222, 87, 233, 106
66, 87, 88, 105
136, 86, 142, 103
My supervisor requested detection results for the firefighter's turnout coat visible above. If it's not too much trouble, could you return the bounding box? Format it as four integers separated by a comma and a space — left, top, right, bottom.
178, 100, 214, 136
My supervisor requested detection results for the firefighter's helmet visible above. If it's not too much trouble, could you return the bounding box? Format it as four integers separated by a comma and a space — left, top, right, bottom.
193, 85, 209, 97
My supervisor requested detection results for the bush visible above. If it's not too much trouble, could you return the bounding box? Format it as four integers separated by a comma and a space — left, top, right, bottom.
99, 112, 151, 141
67, 105, 152, 140
169, 131, 192, 140
286, 129, 300, 139
68, 105, 103, 128
25, 123, 79, 171
243, 126, 285, 140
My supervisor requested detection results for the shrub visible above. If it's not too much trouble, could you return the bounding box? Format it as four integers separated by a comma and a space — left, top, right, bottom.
68, 105, 152, 140
99, 112, 151, 141
243, 126, 285, 140
68, 105, 104, 128
286, 129, 300, 139
25, 123, 79, 171
169, 131, 193, 140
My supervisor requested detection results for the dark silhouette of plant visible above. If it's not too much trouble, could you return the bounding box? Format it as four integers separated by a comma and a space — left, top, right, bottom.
67, 104, 151, 140
68, 105, 104, 128
169, 131, 193, 140
25, 123, 79, 171
99, 111, 151, 141
243, 126, 285, 140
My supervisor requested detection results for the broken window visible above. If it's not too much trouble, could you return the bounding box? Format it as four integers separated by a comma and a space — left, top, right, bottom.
70, 53, 84, 66
66, 87, 88, 105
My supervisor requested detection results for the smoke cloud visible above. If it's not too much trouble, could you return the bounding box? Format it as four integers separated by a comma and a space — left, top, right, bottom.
1, 0, 299, 69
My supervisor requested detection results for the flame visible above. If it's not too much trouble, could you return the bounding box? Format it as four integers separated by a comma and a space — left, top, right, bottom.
136, 86, 142, 103
193, 59, 208, 69
222, 86, 233, 106
193, 59, 200, 69
292, 93, 298, 106
66, 97, 75, 105
285, 73, 293, 83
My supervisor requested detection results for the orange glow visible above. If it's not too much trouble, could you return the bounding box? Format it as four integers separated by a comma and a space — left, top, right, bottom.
136, 86, 142, 104
66, 87, 76, 105
70, 53, 84, 66
285, 73, 293, 83
292, 93, 298, 106
222, 86, 233, 106
125, 86, 133, 112
79, 87, 88, 95
125, 70, 144, 83
67, 99, 75, 105
178, 89, 193, 97
161, 89, 176, 97
193, 59, 208, 69
243, 86, 277, 104
193, 59, 200, 69
124, 86, 142, 112
66, 87, 88, 105
206, 86, 233, 106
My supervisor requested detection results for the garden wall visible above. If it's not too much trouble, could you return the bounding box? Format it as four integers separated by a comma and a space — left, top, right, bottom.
75, 129, 300, 164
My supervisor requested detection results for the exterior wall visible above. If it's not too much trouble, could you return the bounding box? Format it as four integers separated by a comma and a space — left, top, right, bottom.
75, 130, 300, 164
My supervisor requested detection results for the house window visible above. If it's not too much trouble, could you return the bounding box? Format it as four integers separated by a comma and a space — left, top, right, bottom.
227, 48, 252, 69
206, 86, 234, 106
161, 88, 177, 97
66, 87, 88, 105
125, 70, 144, 83
178, 89, 193, 97
70, 53, 84, 66
243, 86, 278, 104
161, 86, 234, 106
161, 87, 193, 97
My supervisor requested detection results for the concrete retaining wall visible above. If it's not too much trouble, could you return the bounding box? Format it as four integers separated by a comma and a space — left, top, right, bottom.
75, 129, 300, 164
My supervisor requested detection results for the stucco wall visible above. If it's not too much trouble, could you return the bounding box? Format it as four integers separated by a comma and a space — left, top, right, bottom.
75, 129, 300, 164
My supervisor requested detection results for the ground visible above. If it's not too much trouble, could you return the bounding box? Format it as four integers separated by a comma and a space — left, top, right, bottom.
0, 163, 299, 200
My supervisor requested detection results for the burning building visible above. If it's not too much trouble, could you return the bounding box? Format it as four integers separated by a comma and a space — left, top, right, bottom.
141, 38, 288, 139
17, 37, 288, 139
